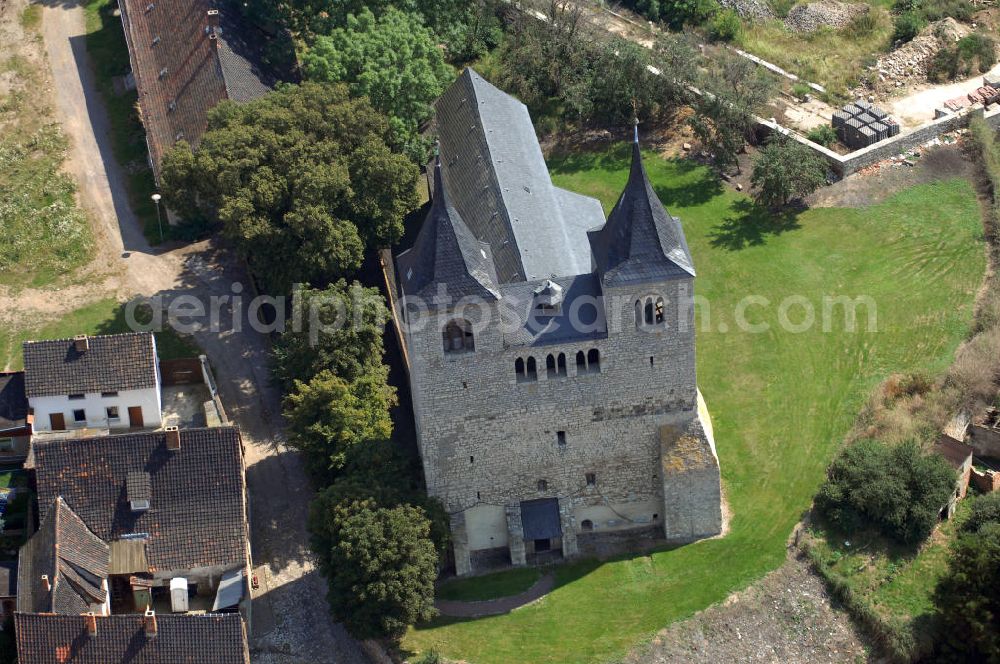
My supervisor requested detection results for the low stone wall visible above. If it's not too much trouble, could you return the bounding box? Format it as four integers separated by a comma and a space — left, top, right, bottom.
576, 524, 662, 558
970, 423, 1000, 458
972, 467, 1000, 493
160, 358, 203, 386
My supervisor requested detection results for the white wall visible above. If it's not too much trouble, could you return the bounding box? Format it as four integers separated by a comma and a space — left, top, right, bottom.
30, 387, 162, 432
465, 503, 509, 551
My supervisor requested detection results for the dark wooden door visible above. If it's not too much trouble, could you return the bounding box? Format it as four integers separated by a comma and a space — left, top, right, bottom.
128, 407, 144, 428
49, 413, 65, 431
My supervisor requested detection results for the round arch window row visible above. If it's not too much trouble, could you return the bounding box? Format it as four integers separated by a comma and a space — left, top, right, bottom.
515, 349, 600, 383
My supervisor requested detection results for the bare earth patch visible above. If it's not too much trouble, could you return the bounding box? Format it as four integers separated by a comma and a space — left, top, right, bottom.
622, 554, 871, 664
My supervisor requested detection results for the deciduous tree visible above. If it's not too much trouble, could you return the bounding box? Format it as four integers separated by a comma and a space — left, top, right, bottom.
750, 137, 828, 208
934, 522, 1000, 661
160, 83, 418, 293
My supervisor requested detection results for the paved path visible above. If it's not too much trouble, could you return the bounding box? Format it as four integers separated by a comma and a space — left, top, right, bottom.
37, 2, 366, 662
435, 573, 555, 618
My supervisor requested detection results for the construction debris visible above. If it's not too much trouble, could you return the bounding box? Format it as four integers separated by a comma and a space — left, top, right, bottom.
718, 0, 775, 21
785, 0, 867, 32
855, 18, 970, 98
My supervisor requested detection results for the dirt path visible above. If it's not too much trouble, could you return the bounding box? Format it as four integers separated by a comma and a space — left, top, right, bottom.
888, 61, 1000, 129
30, 2, 365, 661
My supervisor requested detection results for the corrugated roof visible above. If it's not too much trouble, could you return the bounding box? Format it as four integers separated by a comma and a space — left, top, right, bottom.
22, 333, 158, 399
32, 427, 247, 572
434, 69, 605, 283
15, 612, 250, 664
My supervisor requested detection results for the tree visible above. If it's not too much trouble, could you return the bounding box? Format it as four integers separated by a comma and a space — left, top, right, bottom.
962, 491, 1000, 535
589, 39, 662, 127
283, 367, 397, 479
160, 83, 419, 294
690, 54, 774, 174
934, 523, 1000, 662
302, 9, 454, 160
750, 137, 828, 209
309, 499, 438, 639
815, 439, 956, 544
240, 0, 472, 39
272, 281, 388, 392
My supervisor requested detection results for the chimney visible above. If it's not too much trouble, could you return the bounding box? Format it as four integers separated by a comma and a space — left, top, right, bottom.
74, 335, 89, 353
41, 574, 51, 592
206, 9, 219, 31
209, 32, 218, 49
84, 612, 97, 637
144, 608, 158, 638
165, 425, 180, 451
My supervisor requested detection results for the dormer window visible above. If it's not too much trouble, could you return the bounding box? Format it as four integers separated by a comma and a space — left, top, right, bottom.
127, 471, 151, 513
533, 280, 564, 316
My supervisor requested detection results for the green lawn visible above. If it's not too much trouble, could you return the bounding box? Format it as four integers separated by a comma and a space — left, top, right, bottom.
402, 147, 986, 663
0, 298, 200, 371
437, 568, 542, 602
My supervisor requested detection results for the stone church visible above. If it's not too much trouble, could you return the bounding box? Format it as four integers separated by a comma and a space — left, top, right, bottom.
389, 69, 722, 576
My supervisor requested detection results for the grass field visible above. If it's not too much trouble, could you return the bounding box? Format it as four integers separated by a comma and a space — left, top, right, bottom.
437, 568, 541, 602
736, 6, 893, 99
0, 298, 200, 372
402, 147, 986, 663
0, 6, 92, 288
83, 0, 164, 244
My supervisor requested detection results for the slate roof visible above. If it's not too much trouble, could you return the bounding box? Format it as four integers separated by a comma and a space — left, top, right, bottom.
17, 497, 110, 615
0, 372, 28, 432
589, 136, 696, 286
22, 333, 158, 399
396, 159, 500, 304
119, 0, 278, 181
15, 612, 250, 664
434, 69, 605, 283
520, 498, 562, 540
500, 274, 608, 347
32, 427, 247, 573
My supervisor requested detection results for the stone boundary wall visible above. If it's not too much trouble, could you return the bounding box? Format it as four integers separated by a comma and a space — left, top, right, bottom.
159, 358, 204, 386
972, 467, 1000, 493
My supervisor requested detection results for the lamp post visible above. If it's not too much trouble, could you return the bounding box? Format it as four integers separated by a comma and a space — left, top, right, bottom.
151, 193, 163, 243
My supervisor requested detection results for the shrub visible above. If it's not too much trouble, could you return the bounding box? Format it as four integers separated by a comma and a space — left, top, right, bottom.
708, 9, 742, 42
815, 439, 957, 544
919, 0, 974, 21
928, 34, 997, 82
625, 0, 719, 28
962, 492, 1000, 534
933, 523, 1000, 661
893, 11, 926, 43
807, 124, 838, 147
845, 10, 880, 38
792, 82, 812, 100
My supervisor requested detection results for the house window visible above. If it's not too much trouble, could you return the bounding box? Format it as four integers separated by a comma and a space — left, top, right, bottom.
442, 319, 475, 354
585, 472, 596, 486
515, 357, 525, 381
0, 438, 13, 452
526, 357, 537, 381
557, 353, 567, 376
130, 499, 150, 512
556, 431, 566, 447
107, 406, 120, 421
516, 357, 537, 383
655, 297, 665, 324
581, 519, 594, 532
68, 394, 85, 401
73, 409, 86, 423
575, 351, 586, 372
636, 295, 666, 328
537, 479, 548, 492
101, 391, 119, 398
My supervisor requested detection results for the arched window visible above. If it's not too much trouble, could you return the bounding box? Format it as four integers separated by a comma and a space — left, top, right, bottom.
637, 295, 666, 329
576, 350, 586, 372
526, 357, 538, 381
655, 297, 665, 325
581, 519, 594, 532
537, 479, 548, 492
515, 357, 526, 381
442, 319, 474, 353
546, 354, 557, 378
644, 299, 654, 326
587, 348, 600, 373
557, 353, 567, 377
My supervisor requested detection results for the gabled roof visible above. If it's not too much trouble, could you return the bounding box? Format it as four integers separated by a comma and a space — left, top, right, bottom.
434, 68, 605, 283
17, 497, 110, 615
397, 159, 500, 303
119, 0, 279, 180
32, 427, 247, 573
0, 372, 28, 432
15, 612, 250, 664
589, 135, 696, 286
22, 333, 158, 399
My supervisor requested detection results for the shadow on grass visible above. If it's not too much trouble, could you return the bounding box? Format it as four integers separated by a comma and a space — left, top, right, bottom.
91, 300, 201, 360
708, 199, 803, 251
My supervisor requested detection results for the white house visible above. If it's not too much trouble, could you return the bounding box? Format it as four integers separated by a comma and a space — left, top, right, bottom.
23, 333, 162, 433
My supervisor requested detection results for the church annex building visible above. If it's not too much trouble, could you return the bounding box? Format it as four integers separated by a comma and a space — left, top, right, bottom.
386, 69, 723, 576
